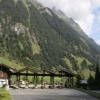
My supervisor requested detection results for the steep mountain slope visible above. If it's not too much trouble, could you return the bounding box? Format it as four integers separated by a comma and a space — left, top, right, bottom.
52, 8, 100, 55
0, 0, 99, 77
41, 7, 100, 61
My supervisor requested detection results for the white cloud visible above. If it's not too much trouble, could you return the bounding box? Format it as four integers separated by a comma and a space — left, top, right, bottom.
92, 0, 100, 7
37, 0, 100, 36
96, 40, 100, 45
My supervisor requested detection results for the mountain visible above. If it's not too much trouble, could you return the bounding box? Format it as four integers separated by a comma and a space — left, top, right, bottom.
0, 0, 100, 78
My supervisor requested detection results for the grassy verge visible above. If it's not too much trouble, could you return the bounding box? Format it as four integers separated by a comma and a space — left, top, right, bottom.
76, 88, 100, 99
0, 88, 12, 100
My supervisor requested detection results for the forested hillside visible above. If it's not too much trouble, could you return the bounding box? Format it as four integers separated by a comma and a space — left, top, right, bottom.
0, 0, 100, 78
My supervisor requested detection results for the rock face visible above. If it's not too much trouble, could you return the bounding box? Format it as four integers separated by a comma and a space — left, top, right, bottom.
0, 0, 100, 75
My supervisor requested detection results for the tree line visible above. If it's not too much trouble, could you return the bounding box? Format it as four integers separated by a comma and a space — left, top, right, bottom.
88, 63, 100, 90
76, 63, 100, 90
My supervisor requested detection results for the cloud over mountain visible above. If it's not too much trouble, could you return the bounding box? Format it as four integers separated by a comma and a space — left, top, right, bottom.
38, 0, 100, 36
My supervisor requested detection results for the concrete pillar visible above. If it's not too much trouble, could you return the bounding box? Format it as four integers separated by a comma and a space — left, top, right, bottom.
34, 75, 36, 86
68, 77, 72, 88
65, 77, 67, 87
33, 76, 35, 83
71, 77, 74, 87
50, 76, 55, 87
36, 76, 39, 84
17, 73, 20, 86
26, 70, 28, 81
41, 76, 44, 85
16, 75, 18, 82
8, 74, 11, 85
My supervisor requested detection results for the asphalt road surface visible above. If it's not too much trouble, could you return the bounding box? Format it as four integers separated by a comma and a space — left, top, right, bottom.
10, 89, 98, 100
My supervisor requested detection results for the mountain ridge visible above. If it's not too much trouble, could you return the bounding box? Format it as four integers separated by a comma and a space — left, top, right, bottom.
0, 0, 99, 78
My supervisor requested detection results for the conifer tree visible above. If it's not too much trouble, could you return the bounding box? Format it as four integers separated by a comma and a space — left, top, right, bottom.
94, 64, 100, 89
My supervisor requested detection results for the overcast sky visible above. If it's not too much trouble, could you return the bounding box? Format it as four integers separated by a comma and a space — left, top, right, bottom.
37, 0, 100, 45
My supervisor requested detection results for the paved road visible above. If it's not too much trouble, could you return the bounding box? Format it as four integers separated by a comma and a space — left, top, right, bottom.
10, 89, 98, 100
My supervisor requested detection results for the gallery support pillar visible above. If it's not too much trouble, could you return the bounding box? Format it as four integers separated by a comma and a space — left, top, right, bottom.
8, 74, 11, 85
71, 77, 74, 87
36, 76, 39, 85
50, 76, 55, 87
68, 76, 72, 88
16, 73, 20, 86
26, 70, 28, 81
41, 76, 44, 85
67, 76, 74, 88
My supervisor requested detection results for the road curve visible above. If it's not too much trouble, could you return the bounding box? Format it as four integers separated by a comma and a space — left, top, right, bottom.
10, 89, 98, 100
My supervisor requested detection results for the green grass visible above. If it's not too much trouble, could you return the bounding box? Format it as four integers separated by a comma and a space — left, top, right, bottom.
0, 55, 25, 70
0, 88, 12, 100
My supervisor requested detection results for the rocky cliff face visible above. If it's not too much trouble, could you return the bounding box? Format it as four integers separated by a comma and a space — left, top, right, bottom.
0, 0, 99, 76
